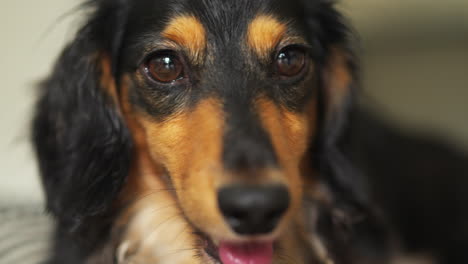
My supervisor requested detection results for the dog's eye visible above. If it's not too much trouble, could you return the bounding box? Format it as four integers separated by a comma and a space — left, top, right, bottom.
144, 52, 184, 83
276, 47, 306, 77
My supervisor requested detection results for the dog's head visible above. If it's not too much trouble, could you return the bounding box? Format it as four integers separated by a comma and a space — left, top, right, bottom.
33, 0, 358, 263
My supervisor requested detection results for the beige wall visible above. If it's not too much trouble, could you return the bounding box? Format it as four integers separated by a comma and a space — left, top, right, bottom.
340, 0, 468, 150
0, 0, 76, 203
1, 0, 467, 203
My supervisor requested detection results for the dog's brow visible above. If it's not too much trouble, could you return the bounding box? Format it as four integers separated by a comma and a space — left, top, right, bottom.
247, 15, 287, 59
162, 15, 206, 63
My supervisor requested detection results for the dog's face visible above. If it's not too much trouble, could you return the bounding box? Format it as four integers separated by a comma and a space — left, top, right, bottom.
118, 0, 320, 261
34, 0, 354, 263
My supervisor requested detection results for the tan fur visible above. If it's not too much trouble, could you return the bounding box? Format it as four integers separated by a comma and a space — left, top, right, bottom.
97, 67, 195, 264
247, 15, 287, 59
162, 15, 206, 64
114, 78, 203, 264
256, 98, 316, 206
99, 55, 119, 106
135, 98, 241, 242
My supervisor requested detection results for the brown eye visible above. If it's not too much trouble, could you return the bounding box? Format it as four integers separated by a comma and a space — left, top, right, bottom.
144, 52, 184, 83
276, 47, 306, 77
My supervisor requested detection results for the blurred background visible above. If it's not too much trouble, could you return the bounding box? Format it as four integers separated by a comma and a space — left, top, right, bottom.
0, 0, 467, 204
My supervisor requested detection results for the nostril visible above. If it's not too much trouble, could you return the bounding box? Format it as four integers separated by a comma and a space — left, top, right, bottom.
217, 185, 290, 235
268, 207, 285, 222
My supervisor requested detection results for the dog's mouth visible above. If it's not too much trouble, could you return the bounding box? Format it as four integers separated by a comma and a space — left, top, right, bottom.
201, 234, 275, 264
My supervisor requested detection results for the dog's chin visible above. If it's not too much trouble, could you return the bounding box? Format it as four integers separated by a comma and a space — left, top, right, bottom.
199, 232, 277, 264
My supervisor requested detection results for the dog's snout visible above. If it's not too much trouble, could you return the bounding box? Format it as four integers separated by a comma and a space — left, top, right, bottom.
217, 185, 290, 235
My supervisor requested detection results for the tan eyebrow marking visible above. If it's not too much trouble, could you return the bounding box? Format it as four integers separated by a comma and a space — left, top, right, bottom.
162, 15, 206, 63
247, 15, 288, 59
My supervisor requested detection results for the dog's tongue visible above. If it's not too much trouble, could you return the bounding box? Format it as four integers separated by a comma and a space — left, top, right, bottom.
219, 241, 273, 264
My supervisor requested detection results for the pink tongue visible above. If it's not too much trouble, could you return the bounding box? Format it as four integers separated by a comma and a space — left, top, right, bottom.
219, 241, 273, 264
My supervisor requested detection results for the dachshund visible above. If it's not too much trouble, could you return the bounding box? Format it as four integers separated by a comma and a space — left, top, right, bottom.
32, 0, 468, 263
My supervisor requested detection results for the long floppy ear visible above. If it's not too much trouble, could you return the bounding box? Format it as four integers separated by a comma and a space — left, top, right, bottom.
304, 2, 392, 260
301, 0, 368, 212
317, 46, 394, 261
320, 45, 368, 207
32, 1, 131, 235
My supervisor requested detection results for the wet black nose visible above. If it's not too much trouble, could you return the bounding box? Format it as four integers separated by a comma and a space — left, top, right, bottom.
217, 185, 290, 235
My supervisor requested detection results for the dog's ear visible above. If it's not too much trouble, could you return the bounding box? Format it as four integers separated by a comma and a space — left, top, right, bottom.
300, 0, 358, 148
319, 45, 367, 204
302, 2, 392, 258
316, 44, 395, 262
32, 2, 131, 234
302, 0, 366, 205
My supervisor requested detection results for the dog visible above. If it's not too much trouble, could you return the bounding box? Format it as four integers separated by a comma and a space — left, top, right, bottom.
32, 0, 468, 263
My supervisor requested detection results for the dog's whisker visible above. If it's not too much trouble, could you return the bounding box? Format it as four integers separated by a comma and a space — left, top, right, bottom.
146, 203, 178, 214
160, 247, 199, 257
172, 225, 191, 244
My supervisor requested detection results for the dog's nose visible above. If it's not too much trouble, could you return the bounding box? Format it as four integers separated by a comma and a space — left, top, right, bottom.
217, 185, 290, 235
